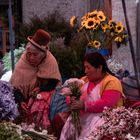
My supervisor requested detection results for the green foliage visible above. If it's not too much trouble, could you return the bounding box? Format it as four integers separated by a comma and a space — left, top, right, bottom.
17, 12, 73, 45
2, 45, 25, 71
49, 33, 87, 80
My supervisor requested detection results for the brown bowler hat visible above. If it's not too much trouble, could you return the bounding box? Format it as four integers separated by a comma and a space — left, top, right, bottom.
27, 29, 51, 51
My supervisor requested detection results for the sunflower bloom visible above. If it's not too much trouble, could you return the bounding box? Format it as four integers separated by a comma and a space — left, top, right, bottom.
115, 22, 124, 33
88, 41, 94, 47
89, 10, 98, 18
81, 20, 87, 28
108, 20, 115, 29
93, 40, 101, 49
97, 11, 106, 22
114, 37, 123, 42
101, 23, 108, 32
93, 20, 100, 30
81, 13, 90, 21
70, 16, 77, 27
84, 18, 96, 29
70, 9, 128, 50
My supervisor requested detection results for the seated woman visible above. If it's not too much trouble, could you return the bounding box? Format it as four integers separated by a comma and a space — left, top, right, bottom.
60, 52, 124, 140
10, 29, 62, 134
10, 29, 61, 101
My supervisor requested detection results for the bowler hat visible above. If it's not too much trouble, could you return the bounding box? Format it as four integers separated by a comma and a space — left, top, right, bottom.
27, 29, 51, 51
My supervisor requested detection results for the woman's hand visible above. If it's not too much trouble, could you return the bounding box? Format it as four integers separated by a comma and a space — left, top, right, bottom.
21, 102, 28, 112
30, 87, 40, 97
70, 100, 85, 110
60, 87, 72, 96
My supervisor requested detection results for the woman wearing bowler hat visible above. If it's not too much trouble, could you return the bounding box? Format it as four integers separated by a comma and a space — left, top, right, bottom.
10, 29, 62, 132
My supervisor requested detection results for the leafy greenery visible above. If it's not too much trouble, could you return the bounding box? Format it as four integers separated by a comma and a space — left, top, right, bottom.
49, 33, 87, 80
17, 12, 73, 45
2, 45, 25, 71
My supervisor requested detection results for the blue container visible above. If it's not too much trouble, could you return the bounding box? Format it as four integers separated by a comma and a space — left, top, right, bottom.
98, 49, 109, 56
85, 47, 109, 56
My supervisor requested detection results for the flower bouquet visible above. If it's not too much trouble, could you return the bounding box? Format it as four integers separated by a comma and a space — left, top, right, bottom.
0, 121, 57, 140
0, 121, 31, 140
61, 78, 85, 136
70, 10, 128, 56
21, 122, 57, 140
0, 81, 19, 120
84, 107, 140, 140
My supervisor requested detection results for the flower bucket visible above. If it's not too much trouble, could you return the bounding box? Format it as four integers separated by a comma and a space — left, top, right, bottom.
85, 47, 109, 56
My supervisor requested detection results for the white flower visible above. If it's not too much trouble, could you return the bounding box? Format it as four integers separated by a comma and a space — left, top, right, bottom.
36, 94, 42, 99
63, 78, 85, 87
125, 133, 136, 140
60, 87, 72, 96
119, 119, 126, 126
42, 130, 48, 135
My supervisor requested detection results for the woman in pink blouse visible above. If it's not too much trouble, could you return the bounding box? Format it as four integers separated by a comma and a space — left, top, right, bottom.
60, 52, 124, 140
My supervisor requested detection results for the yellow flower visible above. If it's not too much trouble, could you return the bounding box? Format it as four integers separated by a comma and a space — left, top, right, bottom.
81, 13, 90, 21
114, 37, 123, 42
88, 41, 94, 47
93, 20, 100, 30
89, 10, 98, 18
115, 22, 124, 33
70, 16, 77, 27
84, 18, 97, 29
69, 10, 128, 50
108, 20, 115, 29
97, 11, 106, 22
81, 20, 86, 27
93, 40, 101, 49
101, 23, 108, 32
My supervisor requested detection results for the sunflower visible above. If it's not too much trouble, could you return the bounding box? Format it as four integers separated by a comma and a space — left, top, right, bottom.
81, 20, 86, 27
69, 9, 128, 51
70, 16, 77, 27
89, 10, 98, 18
115, 22, 124, 33
93, 20, 100, 30
88, 41, 94, 47
84, 18, 96, 29
97, 11, 106, 22
108, 20, 115, 29
81, 13, 90, 21
114, 37, 123, 42
93, 40, 101, 49
101, 23, 108, 32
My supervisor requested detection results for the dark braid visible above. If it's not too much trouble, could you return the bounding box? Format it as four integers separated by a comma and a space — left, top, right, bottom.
84, 52, 115, 76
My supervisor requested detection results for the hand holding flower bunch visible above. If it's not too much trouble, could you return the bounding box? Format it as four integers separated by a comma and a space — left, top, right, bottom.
70, 10, 128, 52
60, 78, 85, 136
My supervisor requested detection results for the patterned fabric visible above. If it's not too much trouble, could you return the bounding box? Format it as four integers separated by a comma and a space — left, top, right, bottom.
49, 88, 69, 121
27, 91, 53, 129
